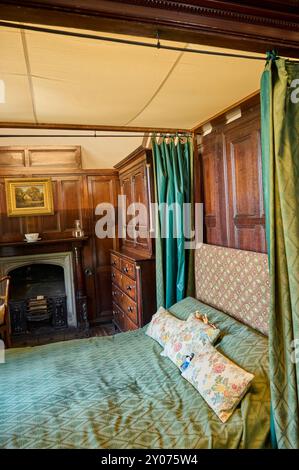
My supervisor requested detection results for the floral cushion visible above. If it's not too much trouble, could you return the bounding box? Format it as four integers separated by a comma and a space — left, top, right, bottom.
146, 306, 185, 347
161, 312, 220, 368
182, 342, 254, 423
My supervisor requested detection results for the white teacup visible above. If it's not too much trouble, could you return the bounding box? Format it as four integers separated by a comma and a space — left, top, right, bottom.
25, 233, 39, 242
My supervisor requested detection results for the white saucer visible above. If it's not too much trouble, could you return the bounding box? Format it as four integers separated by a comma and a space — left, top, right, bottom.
24, 238, 42, 243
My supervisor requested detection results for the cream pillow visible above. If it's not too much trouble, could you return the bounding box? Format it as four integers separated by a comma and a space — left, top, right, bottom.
146, 306, 185, 347
161, 312, 220, 368
182, 342, 254, 423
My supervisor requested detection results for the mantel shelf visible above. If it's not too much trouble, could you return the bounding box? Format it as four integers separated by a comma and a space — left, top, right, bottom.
0, 237, 89, 248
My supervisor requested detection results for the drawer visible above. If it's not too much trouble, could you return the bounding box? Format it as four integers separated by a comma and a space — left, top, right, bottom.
121, 273, 136, 301
119, 291, 138, 325
120, 258, 136, 279
111, 267, 122, 289
112, 302, 137, 332
112, 302, 124, 329
112, 283, 124, 305
111, 253, 120, 270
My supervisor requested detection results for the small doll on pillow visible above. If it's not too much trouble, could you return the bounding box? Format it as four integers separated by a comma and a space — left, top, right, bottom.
195, 311, 217, 329
180, 353, 194, 372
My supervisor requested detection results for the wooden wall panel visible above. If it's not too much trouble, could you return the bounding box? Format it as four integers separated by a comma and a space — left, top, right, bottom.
28, 147, 82, 168
0, 178, 25, 241
201, 132, 227, 246
86, 175, 118, 323
59, 177, 83, 233
199, 96, 266, 253
0, 146, 81, 169
0, 148, 26, 167
224, 118, 266, 252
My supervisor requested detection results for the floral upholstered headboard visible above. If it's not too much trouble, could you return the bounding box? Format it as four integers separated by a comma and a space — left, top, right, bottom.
195, 244, 270, 336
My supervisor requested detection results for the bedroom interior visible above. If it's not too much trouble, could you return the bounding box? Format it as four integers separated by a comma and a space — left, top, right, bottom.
0, 0, 298, 453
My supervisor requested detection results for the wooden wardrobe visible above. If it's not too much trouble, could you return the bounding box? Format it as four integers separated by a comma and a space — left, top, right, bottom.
110, 146, 156, 332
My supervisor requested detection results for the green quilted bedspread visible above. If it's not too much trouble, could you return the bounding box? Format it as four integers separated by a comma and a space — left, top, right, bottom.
0, 297, 270, 449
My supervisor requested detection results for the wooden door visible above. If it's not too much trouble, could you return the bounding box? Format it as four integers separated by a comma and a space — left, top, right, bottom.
86, 175, 118, 323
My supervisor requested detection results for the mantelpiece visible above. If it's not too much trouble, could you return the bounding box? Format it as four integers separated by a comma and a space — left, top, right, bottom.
0, 237, 89, 330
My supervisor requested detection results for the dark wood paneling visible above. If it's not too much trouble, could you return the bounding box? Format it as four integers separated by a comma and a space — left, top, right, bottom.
86, 175, 118, 323
201, 131, 227, 247
0, 178, 25, 241
199, 96, 266, 253
224, 115, 266, 253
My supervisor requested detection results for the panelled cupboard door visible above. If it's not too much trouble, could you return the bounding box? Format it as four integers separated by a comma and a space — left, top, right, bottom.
131, 164, 150, 252
86, 175, 118, 323
200, 132, 227, 247
224, 117, 266, 253
199, 101, 266, 253
119, 162, 152, 257
120, 173, 134, 251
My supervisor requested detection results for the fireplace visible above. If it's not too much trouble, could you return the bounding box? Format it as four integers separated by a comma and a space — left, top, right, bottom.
0, 251, 78, 339
0, 238, 89, 344
9, 263, 68, 334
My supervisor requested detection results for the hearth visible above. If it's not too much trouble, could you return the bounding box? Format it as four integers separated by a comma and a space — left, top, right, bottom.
9, 264, 68, 335
0, 238, 89, 345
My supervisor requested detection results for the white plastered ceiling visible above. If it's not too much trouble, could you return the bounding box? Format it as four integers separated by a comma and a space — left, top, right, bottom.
0, 25, 265, 128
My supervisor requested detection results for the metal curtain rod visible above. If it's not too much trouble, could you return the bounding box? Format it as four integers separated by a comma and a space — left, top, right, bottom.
0, 133, 192, 138
0, 20, 266, 61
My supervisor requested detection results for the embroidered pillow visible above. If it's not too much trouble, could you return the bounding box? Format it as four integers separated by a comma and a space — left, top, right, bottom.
146, 306, 185, 347
182, 342, 254, 423
161, 313, 220, 368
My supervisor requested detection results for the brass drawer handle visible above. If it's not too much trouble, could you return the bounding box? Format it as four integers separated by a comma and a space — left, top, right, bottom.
112, 273, 115, 278
128, 306, 133, 312
126, 285, 132, 291
123, 267, 129, 273
112, 260, 117, 265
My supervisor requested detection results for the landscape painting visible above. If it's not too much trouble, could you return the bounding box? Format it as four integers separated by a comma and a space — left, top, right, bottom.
5, 178, 54, 217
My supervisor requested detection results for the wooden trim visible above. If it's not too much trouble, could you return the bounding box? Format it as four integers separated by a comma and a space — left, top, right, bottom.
1, 1, 299, 57
192, 91, 260, 134
114, 146, 151, 170
0, 167, 119, 176
0, 122, 189, 134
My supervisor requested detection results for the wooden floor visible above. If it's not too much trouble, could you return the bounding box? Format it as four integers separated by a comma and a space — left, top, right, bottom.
11, 323, 118, 348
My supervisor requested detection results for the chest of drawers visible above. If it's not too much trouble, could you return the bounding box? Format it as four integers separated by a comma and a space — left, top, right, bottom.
110, 250, 156, 331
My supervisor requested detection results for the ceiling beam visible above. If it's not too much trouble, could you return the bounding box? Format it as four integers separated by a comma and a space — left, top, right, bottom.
0, 1, 299, 57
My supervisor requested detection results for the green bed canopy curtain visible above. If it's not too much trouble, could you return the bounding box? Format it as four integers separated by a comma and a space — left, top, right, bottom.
261, 52, 299, 449
152, 137, 194, 309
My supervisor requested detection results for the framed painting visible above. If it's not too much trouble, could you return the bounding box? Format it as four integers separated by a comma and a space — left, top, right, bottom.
5, 178, 54, 217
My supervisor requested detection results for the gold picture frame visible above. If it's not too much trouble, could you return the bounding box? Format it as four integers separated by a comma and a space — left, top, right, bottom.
5, 178, 54, 217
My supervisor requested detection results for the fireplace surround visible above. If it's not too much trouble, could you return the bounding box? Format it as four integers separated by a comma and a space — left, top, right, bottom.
0, 252, 77, 331
0, 237, 89, 342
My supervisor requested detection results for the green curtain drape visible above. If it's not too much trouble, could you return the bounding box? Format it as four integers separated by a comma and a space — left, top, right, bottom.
261, 56, 299, 449
152, 137, 194, 309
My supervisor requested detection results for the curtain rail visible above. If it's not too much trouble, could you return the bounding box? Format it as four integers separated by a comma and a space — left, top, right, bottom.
0, 134, 192, 138
0, 20, 268, 61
